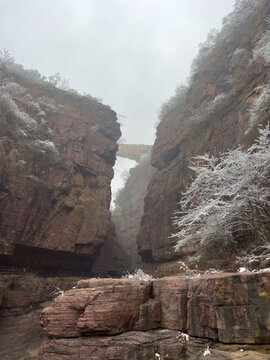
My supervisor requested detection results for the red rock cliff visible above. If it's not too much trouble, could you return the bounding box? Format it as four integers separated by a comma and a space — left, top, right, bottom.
0, 74, 121, 274
137, 0, 270, 271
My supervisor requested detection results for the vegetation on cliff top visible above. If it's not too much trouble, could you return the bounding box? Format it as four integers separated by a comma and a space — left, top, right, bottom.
158, 0, 267, 130
0, 49, 103, 104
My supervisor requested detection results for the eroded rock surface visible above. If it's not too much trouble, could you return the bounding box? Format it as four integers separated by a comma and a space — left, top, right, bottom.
39, 333, 270, 360
154, 272, 270, 344
39, 272, 270, 359
40, 278, 160, 337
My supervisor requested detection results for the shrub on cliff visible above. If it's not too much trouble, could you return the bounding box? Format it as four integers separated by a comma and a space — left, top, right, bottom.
158, 84, 188, 122
158, 0, 264, 126
252, 16, 270, 65
172, 123, 270, 250
246, 85, 270, 133
48, 72, 70, 90
191, 0, 263, 78
0, 49, 46, 83
0, 50, 102, 103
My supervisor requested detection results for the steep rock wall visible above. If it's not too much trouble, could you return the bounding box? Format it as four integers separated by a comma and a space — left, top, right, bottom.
91, 145, 154, 275
137, 0, 270, 270
0, 72, 123, 360
0, 74, 120, 273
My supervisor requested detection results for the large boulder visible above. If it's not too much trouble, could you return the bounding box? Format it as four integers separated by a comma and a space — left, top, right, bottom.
40, 278, 160, 337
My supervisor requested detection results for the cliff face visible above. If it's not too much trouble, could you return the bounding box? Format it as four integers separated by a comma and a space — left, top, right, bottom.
112, 154, 155, 270
0, 75, 120, 273
0, 72, 122, 360
137, 0, 270, 270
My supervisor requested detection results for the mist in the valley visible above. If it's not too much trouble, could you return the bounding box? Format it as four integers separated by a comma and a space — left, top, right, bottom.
0, 0, 235, 144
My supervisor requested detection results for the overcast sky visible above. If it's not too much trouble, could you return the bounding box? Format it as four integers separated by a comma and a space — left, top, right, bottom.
0, 0, 235, 144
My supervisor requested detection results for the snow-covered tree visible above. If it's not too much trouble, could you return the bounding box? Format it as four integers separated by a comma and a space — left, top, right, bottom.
190, 28, 218, 76
0, 49, 45, 83
48, 72, 70, 90
246, 85, 270, 133
190, 0, 263, 78
252, 18, 270, 65
0, 49, 14, 73
172, 124, 270, 250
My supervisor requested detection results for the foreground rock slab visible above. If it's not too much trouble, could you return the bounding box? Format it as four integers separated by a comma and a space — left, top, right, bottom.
39, 330, 270, 360
40, 278, 160, 337
39, 273, 270, 359
41, 273, 270, 343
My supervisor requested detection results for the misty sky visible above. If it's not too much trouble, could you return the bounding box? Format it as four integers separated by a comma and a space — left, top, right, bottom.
0, 0, 235, 144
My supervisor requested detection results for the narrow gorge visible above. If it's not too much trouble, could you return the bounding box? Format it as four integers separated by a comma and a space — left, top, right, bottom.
1, 0, 270, 359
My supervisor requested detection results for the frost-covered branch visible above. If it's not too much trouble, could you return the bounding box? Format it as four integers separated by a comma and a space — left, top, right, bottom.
252, 15, 270, 65
246, 85, 270, 133
172, 124, 270, 250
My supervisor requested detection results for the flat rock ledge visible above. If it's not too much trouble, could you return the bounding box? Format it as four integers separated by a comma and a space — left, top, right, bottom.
39, 273, 270, 359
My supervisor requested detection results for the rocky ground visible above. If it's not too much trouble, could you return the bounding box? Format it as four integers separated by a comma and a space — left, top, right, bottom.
39, 272, 270, 359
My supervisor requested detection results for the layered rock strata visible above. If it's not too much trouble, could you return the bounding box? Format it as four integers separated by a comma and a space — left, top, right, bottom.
40, 277, 160, 337
154, 273, 270, 344
39, 333, 270, 360
39, 272, 270, 359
